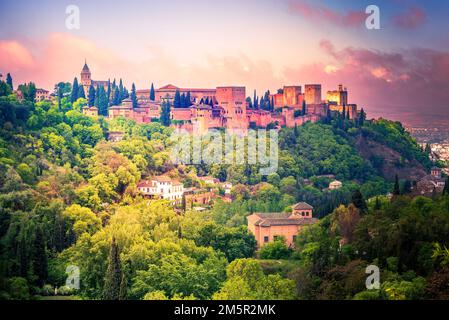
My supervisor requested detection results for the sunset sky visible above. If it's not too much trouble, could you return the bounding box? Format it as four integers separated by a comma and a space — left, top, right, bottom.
1, 0, 449, 126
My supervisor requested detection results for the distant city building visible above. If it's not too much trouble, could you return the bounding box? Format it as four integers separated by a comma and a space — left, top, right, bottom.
247, 202, 318, 248
107, 131, 125, 142
82, 106, 98, 117
329, 180, 343, 190
198, 176, 220, 185
35, 88, 50, 101
222, 182, 233, 195
414, 167, 446, 196
137, 176, 184, 204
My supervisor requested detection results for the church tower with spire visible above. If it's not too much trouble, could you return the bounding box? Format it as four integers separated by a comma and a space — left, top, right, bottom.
80, 60, 92, 96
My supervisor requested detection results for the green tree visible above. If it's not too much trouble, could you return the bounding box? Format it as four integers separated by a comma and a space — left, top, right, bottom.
185, 91, 191, 107
173, 90, 181, 108
119, 79, 124, 100
71, 77, 79, 103
113, 88, 120, 105
18, 82, 36, 102
351, 189, 367, 213
160, 100, 171, 126
259, 237, 291, 260
213, 259, 296, 300
131, 83, 138, 109
443, 177, 449, 195
98, 86, 109, 116
150, 83, 155, 101
32, 226, 48, 287
77, 85, 86, 99
103, 237, 122, 300
88, 85, 96, 107
6, 73, 13, 90
393, 174, 401, 196
0, 80, 12, 96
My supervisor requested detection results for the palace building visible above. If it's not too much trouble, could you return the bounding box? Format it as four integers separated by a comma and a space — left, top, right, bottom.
80, 62, 360, 133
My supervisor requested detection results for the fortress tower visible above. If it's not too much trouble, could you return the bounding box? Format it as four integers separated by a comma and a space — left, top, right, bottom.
304, 84, 322, 105
216, 86, 247, 134
326, 84, 348, 106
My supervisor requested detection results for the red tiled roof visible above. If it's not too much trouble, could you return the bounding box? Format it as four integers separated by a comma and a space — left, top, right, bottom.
293, 202, 313, 210
257, 218, 318, 227
152, 176, 172, 182
137, 180, 152, 188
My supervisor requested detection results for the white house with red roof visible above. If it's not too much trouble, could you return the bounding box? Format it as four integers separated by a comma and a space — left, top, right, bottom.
137, 176, 184, 204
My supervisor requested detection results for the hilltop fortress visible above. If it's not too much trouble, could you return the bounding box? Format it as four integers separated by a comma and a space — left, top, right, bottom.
79, 62, 360, 134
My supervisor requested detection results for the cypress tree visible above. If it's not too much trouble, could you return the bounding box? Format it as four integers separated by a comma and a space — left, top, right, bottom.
359, 108, 366, 127
107, 80, 111, 101
131, 83, 138, 108
443, 177, 449, 195
160, 100, 171, 126
186, 91, 191, 107
77, 85, 86, 99
6, 73, 13, 90
18, 233, 29, 278
402, 180, 412, 194
342, 105, 346, 120
425, 143, 431, 155
393, 174, 401, 196
247, 97, 253, 109
32, 226, 48, 287
119, 272, 127, 300
71, 77, 79, 103
150, 83, 155, 101
103, 237, 122, 300
181, 193, 187, 213
94, 85, 100, 108
173, 90, 181, 108
113, 89, 120, 106
351, 189, 367, 213
119, 79, 124, 100
253, 90, 257, 109
302, 100, 306, 115
180, 93, 186, 107
123, 87, 129, 99
88, 85, 96, 106
374, 196, 381, 210
99, 87, 109, 116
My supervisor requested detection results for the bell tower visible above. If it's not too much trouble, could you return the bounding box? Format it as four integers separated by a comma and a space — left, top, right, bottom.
80, 59, 91, 87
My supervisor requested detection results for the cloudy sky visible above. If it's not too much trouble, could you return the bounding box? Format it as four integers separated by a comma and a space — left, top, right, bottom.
1, 0, 449, 126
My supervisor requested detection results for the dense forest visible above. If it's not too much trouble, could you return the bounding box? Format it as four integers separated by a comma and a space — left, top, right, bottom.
0, 80, 448, 300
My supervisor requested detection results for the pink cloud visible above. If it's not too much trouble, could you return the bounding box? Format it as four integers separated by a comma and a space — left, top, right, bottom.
288, 0, 366, 28
0, 40, 35, 71
0, 33, 280, 95
393, 7, 427, 29
284, 40, 449, 125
